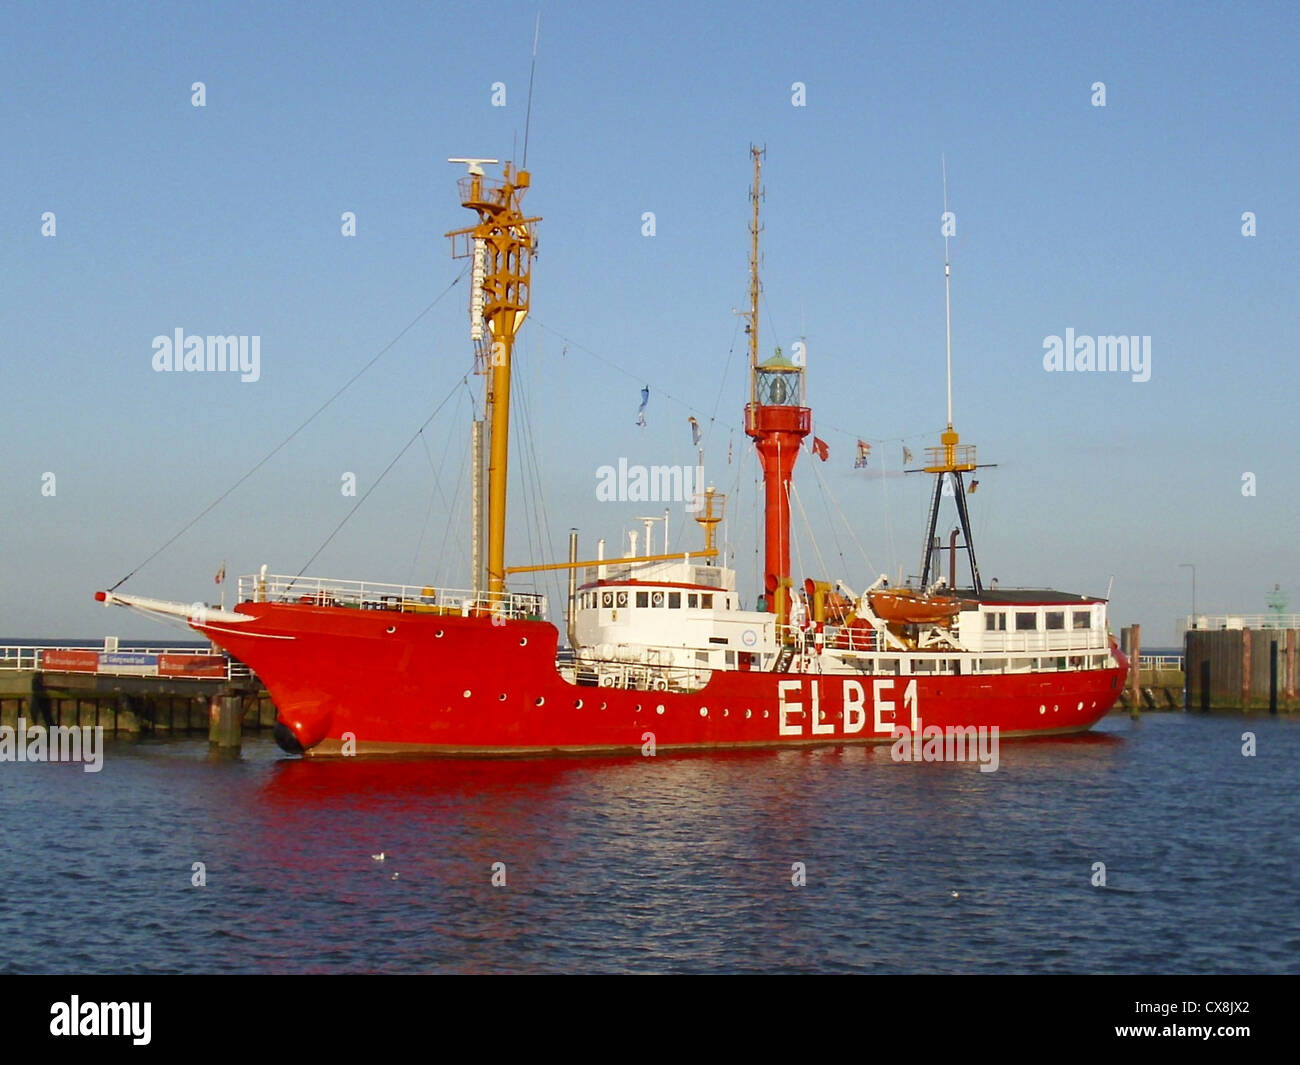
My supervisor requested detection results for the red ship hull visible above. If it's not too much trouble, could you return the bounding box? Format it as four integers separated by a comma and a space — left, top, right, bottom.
195, 603, 1128, 756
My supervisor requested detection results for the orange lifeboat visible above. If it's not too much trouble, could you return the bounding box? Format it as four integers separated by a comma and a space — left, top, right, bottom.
867, 590, 962, 624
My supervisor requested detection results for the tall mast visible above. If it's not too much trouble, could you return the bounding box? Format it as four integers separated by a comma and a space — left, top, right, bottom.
919, 157, 982, 593
447, 158, 540, 609
742, 146, 811, 633
943, 154, 953, 431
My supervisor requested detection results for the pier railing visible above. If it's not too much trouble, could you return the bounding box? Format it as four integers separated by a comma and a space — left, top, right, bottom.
238, 573, 547, 621
1138, 655, 1184, 671
0, 644, 249, 683
1181, 614, 1300, 632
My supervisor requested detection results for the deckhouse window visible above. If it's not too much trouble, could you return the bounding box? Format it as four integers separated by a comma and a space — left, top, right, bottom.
688, 594, 698, 608
985, 612, 1006, 631
702, 594, 714, 609
1073, 610, 1091, 630
602, 592, 613, 609
651, 590, 665, 607
668, 592, 681, 608
617, 591, 628, 608
1045, 611, 1065, 631
636, 591, 649, 608
1015, 612, 1037, 631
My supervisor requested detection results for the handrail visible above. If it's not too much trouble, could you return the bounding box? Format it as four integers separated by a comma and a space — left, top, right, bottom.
237, 573, 547, 620
1183, 614, 1300, 631
0, 644, 249, 683
1138, 655, 1184, 671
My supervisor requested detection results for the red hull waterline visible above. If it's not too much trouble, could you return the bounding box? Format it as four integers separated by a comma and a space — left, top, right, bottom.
194, 605, 1128, 757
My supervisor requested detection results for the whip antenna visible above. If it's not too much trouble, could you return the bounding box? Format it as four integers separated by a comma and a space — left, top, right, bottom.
522, 12, 540, 168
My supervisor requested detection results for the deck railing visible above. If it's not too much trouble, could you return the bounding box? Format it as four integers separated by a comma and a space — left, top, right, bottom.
237, 573, 547, 621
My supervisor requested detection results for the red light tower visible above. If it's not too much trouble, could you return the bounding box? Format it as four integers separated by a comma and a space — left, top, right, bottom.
741, 148, 810, 632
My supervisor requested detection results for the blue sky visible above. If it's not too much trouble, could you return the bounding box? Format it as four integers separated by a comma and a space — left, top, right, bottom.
2, 0, 1296, 643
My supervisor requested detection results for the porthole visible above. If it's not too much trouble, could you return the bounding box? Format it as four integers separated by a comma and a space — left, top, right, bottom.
699, 707, 708, 717
745, 709, 752, 719
722, 708, 729, 717
600, 702, 607, 710
463, 690, 472, 698
386, 626, 397, 634
535, 697, 545, 707
575, 699, 584, 709
1076, 701, 1084, 711
519, 637, 528, 647
435, 629, 444, 638
656, 704, 665, 715
499, 693, 507, 702
1038, 704, 1046, 714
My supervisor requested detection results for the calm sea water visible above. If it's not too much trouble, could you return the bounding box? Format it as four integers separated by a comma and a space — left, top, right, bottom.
1, 711, 1295, 974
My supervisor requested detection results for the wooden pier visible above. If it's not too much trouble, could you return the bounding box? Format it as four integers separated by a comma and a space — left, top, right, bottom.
1184, 618, 1299, 712
1116, 616, 1300, 713
0, 644, 273, 748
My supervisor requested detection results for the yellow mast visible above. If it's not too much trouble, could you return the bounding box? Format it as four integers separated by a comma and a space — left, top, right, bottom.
447, 159, 540, 609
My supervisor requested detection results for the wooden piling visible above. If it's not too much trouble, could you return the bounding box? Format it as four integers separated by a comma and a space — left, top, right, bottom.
1270, 638, 1279, 714
1287, 630, 1296, 702
208, 692, 243, 751
1241, 629, 1252, 709
1125, 624, 1141, 714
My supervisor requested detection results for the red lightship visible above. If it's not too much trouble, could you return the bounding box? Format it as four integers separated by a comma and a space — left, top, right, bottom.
98, 150, 1127, 756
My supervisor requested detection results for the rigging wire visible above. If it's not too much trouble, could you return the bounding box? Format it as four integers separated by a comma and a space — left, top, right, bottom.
789, 481, 829, 584
409, 384, 472, 585
107, 268, 468, 591
804, 448, 851, 578
293, 373, 468, 581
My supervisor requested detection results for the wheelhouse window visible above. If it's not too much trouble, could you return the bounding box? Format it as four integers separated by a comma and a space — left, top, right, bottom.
1015, 612, 1037, 631
1045, 611, 1065, 631
985, 612, 1007, 631
688, 594, 698, 608
1073, 610, 1091, 630
701, 594, 714, 609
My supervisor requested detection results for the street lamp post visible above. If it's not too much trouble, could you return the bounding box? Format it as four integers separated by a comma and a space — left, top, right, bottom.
1179, 563, 1196, 629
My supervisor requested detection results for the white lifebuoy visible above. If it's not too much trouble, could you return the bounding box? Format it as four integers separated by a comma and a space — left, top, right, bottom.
599, 674, 617, 688
651, 676, 668, 691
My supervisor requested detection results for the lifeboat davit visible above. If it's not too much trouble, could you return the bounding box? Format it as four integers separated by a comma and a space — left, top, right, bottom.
867, 590, 962, 624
